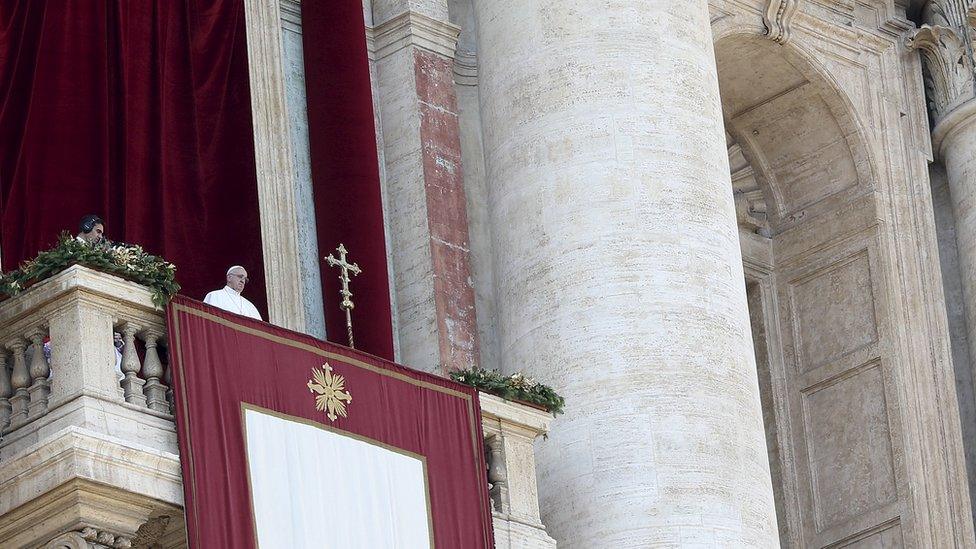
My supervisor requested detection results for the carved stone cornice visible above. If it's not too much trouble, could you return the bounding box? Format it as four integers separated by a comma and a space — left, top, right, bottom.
369, 11, 461, 61
763, 0, 800, 44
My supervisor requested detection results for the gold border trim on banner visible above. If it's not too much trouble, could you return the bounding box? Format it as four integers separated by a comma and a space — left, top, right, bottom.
240, 403, 435, 547
168, 302, 493, 548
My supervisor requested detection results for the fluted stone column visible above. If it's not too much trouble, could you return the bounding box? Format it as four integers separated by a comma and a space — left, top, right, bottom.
473, 1, 778, 546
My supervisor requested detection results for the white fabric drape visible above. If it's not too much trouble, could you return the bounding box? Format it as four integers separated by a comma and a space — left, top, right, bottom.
243, 408, 432, 548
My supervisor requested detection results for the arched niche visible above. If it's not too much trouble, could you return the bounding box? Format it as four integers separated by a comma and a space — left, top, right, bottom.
716, 34, 875, 235
715, 32, 911, 548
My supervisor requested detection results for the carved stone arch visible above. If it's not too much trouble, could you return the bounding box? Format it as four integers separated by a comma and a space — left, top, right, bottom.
713, 31, 878, 232
712, 26, 908, 548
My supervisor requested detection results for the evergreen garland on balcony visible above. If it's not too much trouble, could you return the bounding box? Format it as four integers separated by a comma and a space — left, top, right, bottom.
450, 367, 565, 415
0, 233, 180, 308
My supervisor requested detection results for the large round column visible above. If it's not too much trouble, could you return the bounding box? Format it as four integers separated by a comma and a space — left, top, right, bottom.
938, 105, 976, 377
473, 1, 778, 546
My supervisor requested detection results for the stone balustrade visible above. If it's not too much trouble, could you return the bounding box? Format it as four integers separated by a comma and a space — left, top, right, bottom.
0, 266, 184, 549
0, 266, 556, 548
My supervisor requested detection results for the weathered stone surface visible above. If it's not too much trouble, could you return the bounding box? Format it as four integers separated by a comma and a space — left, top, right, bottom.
472, 0, 778, 546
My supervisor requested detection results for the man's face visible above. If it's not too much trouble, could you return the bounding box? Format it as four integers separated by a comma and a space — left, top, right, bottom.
227, 268, 248, 293
83, 223, 104, 244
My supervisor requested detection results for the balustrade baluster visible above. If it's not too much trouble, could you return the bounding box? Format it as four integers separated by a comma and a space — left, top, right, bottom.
486, 433, 509, 514
27, 329, 50, 416
162, 351, 174, 412
7, 338, 29, 422
142, 332, 169, 413
120, 323, 147, 406
0, 353, 11, 432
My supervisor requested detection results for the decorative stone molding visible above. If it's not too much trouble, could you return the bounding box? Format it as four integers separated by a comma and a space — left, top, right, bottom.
907, 24, 975, 121
906, 0, 976, 129
45, 520, 171, 549
45, 531, 94, 549
454, 49, 478, 86
279, 0, 301, 32
728, 138, 772, 236
370, 11, 461, 61
763, 0, 800, 44
130, 515, 171, 548
46, 527, 133, 549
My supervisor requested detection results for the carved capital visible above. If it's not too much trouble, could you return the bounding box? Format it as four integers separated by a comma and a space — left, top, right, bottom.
909, 0, 976, 123
763, 0, 800, 45
907, 24, 976, 122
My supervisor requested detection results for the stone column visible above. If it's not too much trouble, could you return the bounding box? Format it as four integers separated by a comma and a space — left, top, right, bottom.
370, 0, 480, 374
914, 3, 976, 415
473, 1, 778, 546
939, 107, 976, 389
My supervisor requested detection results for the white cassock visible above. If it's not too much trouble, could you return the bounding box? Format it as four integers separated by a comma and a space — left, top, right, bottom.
204, 286, 262, 320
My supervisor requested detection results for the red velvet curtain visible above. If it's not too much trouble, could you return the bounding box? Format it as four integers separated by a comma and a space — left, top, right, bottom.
303, 2, 394, 359
0, 0, 267, 315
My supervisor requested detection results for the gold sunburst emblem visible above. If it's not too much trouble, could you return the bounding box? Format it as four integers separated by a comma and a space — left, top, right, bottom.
307, 363, 353, 422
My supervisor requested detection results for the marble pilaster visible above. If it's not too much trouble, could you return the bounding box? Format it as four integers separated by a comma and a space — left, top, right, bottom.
370, 4, 480, 374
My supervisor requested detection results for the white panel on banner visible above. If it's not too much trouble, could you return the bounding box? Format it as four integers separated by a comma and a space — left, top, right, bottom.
243, 407, 432, 548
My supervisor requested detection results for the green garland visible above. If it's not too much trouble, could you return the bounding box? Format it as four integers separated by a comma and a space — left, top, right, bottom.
0, 233, 180, 308
451, 367, 565, 415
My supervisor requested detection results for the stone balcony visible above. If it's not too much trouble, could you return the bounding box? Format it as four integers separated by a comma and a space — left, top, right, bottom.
0, 266, 555, 548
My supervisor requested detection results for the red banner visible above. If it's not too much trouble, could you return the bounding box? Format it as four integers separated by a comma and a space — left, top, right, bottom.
167, 295, 494, 548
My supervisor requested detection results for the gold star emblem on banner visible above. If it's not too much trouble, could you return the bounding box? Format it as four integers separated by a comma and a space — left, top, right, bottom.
307, 363, 353, 422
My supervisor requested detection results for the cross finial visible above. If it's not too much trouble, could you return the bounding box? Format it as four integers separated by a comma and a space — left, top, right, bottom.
325, 243, 362, 348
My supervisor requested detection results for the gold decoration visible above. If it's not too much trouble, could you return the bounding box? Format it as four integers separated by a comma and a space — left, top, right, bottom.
324, 243, 362, 349
307, 363, 353, 422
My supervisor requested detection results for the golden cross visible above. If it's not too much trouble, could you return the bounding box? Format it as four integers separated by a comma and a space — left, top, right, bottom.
324, 243, 362, 348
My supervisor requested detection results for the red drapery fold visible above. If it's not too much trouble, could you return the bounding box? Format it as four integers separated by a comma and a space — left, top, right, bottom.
0, 0, 267, 315
302, 1, 394, 359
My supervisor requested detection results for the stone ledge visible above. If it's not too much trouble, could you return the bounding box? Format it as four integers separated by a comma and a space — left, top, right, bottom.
0, 265, 160, 329
479, 392, 554, 436
1, 392, 176, 460
0, 425, 182, 519
0, 477, 183, 549
368, 10, 461, 61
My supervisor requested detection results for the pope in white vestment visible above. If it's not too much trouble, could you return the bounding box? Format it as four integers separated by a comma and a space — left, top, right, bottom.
204, 265, 262, 320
